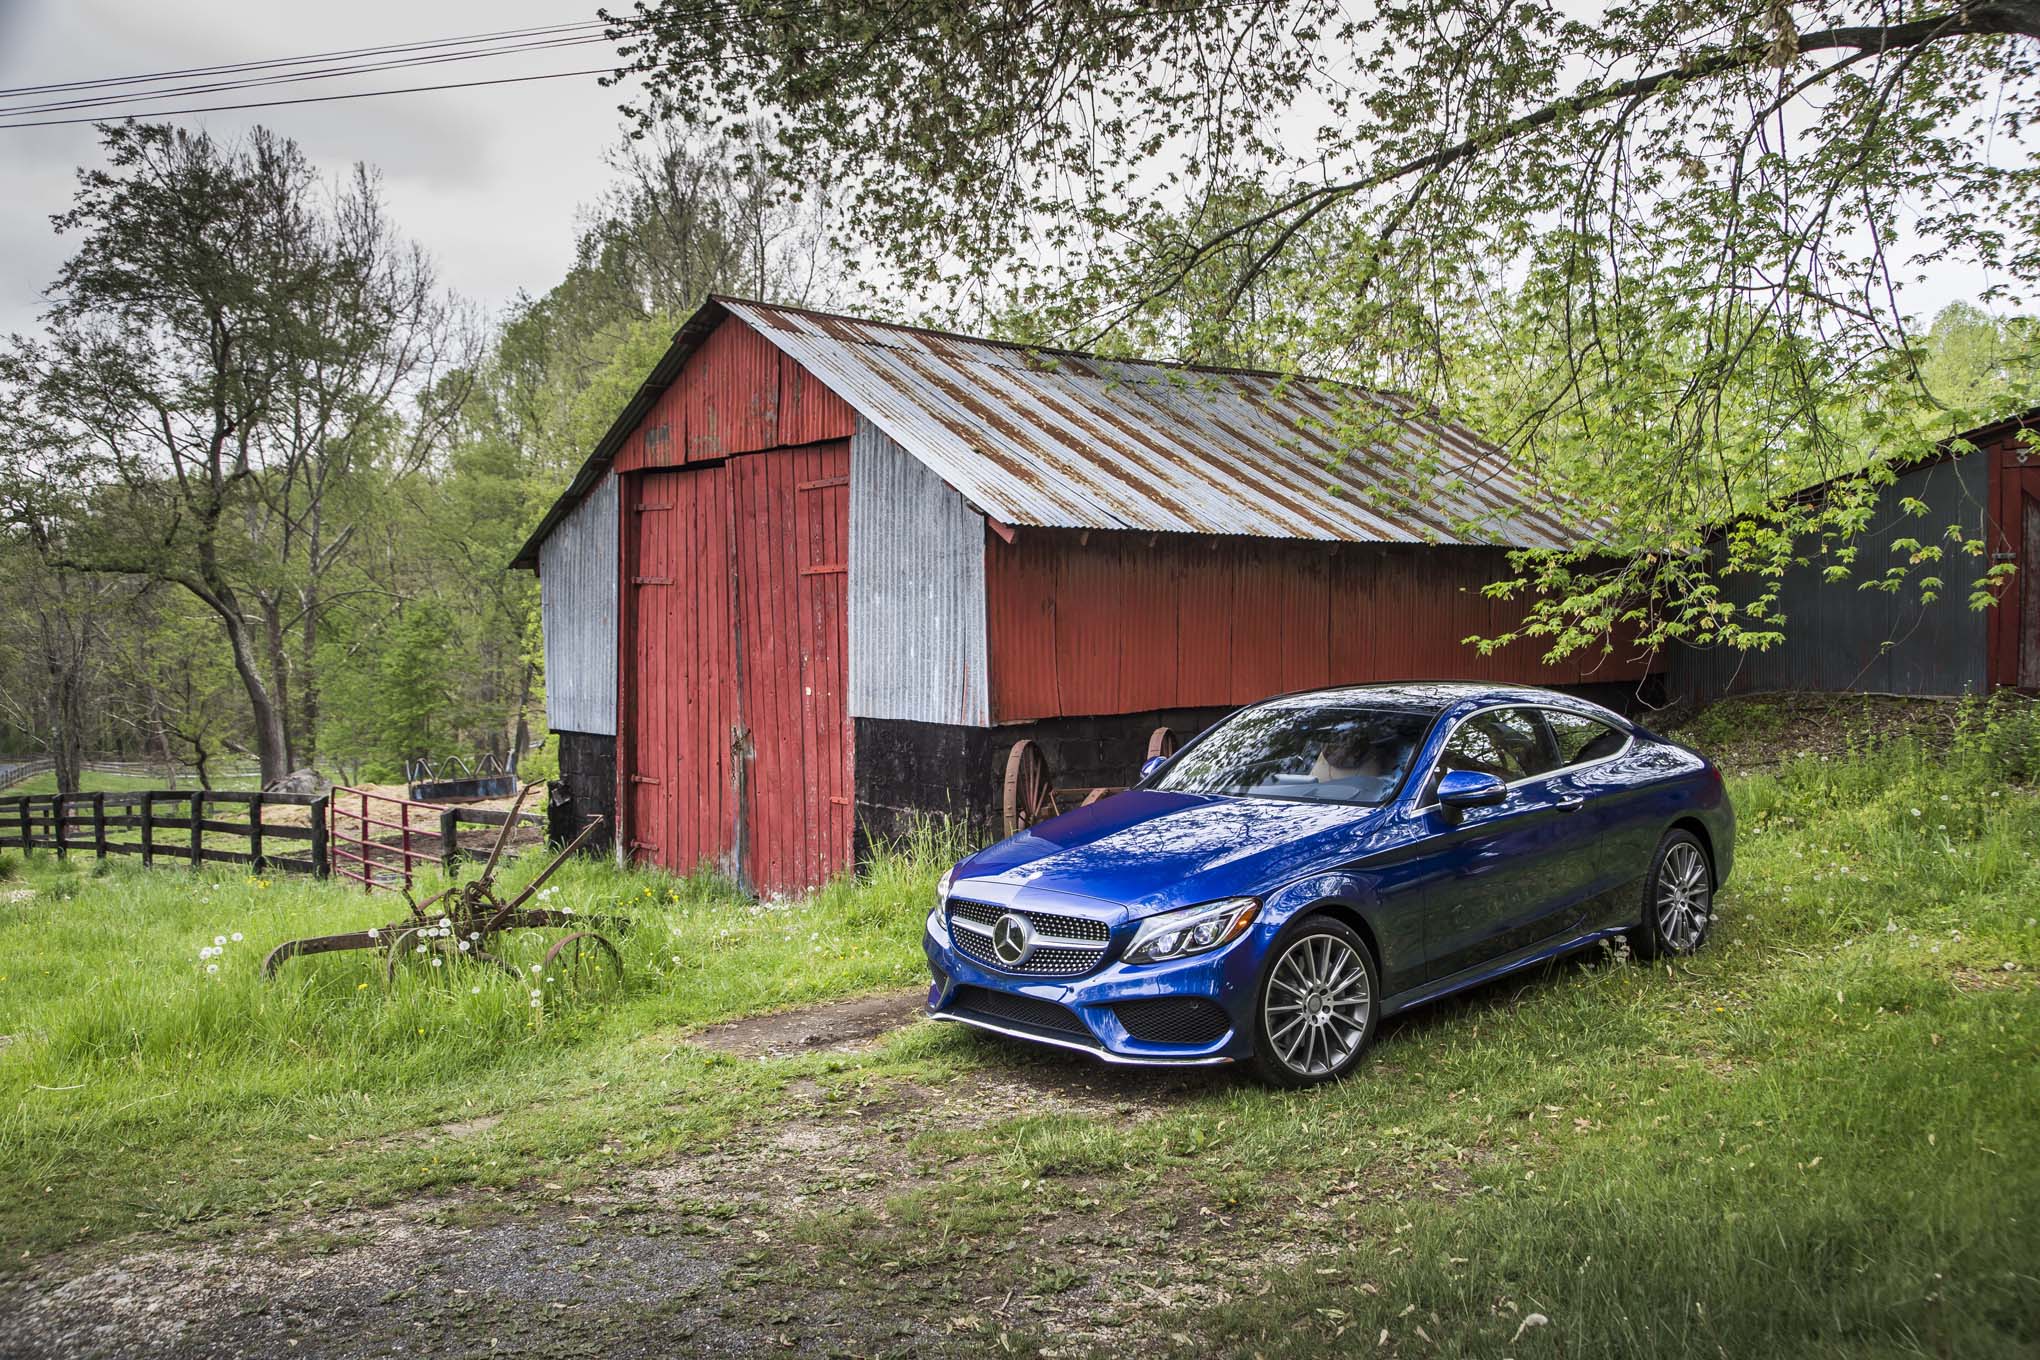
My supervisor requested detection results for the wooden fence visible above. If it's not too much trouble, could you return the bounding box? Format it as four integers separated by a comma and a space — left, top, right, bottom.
0, 789, 544, 879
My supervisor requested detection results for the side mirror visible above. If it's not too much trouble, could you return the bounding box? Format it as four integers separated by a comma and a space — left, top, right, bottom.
1139, 755, 1167, 780
1437, 769, 1507, 809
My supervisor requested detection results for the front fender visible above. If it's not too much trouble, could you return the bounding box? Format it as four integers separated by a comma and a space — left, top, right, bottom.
1258, 870, 1424, 999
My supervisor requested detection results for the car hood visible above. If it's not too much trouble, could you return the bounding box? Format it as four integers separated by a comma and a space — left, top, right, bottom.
955, 789, 1390, 918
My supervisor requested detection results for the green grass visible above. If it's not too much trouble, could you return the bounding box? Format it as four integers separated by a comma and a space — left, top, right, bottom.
3, 769, 262, 797
1, 724, 2036, 1356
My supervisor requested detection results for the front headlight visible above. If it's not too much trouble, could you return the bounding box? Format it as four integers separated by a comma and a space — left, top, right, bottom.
1123, 897, 1261, 964
926, 867, 957, 947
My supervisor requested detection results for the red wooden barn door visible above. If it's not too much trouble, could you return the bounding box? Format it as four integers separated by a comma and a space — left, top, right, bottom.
624, 465, 740, 875
623, 447, 851, 893
729, 441, 853, 894
1998, 453, 2040, 689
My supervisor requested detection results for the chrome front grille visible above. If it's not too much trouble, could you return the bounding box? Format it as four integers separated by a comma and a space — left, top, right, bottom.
948, 899, 1111, 976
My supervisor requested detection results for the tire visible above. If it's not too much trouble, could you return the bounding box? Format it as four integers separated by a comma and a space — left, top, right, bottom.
1248, 915, 1380, 1087
1631, 829, 1715, 959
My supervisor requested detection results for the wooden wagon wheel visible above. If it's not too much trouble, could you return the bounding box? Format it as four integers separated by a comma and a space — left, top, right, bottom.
1002, 739, 1056, 837
1079, 788, 1110, 807
1147, 727, 1180, 761
541, 931, 626, 999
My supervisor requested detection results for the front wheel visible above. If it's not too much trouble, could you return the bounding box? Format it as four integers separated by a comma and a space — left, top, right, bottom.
1633, 830, 1715, 959
1249, 916, 1379, 1087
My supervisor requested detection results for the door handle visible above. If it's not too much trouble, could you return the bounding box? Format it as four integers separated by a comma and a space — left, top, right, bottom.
1555, 796, 1585, 812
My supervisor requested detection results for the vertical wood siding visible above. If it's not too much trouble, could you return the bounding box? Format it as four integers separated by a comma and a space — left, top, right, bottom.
848, 420, 991, 727
983, 533, 1657, 723
538, 472, 617, 735
1669, 454, 1995, 699
620, 445, 854, 893
732, 442, 854, 893
610, 324, 856, 474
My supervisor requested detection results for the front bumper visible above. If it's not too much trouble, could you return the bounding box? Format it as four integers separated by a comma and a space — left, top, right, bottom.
922, 921, 1262, 1067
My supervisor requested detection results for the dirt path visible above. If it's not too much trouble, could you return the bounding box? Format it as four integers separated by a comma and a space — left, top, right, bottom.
0, 991, 1308, 1359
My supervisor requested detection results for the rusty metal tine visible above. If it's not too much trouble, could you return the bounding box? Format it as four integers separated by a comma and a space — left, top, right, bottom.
487, 816, 604, 926
474, 784, 535, 888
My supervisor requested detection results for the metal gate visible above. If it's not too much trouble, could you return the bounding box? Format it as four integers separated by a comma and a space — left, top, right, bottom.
328, 787, 442, 893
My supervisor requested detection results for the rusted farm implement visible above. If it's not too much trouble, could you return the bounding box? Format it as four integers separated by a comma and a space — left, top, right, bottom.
261, 787, 626, 993
1000, 726, 1180, 837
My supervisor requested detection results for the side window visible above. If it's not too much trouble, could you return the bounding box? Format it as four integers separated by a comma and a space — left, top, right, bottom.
1438, 707, 1556, 784
1544, 709, 1627, 768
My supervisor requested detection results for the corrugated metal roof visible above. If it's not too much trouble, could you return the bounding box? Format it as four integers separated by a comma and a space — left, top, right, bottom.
726, 299, 1585, 548
514, 296, 1592, 568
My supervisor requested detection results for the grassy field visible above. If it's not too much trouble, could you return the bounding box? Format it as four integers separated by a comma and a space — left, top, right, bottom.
2, 768, 262, 797
0, 700, 2035, 1357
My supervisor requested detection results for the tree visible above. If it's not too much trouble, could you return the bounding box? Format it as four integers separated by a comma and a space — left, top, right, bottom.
610, 0, 2040, 660
4, 123, 460, 785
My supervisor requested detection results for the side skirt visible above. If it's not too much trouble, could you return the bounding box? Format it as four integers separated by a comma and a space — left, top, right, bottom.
1380, 924, 1634, 1018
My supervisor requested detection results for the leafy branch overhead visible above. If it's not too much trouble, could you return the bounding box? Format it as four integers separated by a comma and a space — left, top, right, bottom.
609, 0, 2040, 660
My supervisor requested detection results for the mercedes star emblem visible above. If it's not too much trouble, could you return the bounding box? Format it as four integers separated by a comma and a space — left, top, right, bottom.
991, 912, 1036, 966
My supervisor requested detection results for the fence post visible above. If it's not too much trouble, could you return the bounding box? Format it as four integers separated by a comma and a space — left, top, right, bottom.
439, 808, 460, 872
309, 795, 329, 879
53, 793, 67, 860
140, 792, 155, 867
189, 791, 203, 868
91, 793, 107, 860
7, 796, 21, 850
248, 792, 265, 872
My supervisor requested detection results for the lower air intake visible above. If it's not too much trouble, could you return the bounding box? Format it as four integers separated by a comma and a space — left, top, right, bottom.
952, 985, 1091, 1038
1112, 996, 1232, 1045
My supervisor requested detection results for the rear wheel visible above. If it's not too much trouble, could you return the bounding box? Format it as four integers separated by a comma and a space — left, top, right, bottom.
1249, 916, 1378, 1087
1632, 830, 1715, 958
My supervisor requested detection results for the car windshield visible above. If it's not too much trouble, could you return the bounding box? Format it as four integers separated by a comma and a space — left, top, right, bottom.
1152, 703, 1438, 805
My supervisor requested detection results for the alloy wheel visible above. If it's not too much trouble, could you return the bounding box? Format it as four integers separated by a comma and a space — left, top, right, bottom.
1263, 933, 1372, 1078
1656, 841, 1711, 952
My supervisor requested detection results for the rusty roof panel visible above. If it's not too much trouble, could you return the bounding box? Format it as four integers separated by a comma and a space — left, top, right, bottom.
722, 299, 1588, 549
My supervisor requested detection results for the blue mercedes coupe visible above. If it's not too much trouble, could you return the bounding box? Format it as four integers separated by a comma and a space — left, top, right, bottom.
923, 683, 1734, 1085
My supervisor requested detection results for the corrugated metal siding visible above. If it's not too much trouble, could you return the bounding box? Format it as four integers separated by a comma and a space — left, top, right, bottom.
725, 299, 1587, 549
985, 534, 1656, 722
539, 472, 617, 735
1669, 455, 1994, 699
848, 420, 991, 726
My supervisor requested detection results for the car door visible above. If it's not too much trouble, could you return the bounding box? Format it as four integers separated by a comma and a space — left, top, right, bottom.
1538, 707, 1651, 923
1411, 706, 1598, 982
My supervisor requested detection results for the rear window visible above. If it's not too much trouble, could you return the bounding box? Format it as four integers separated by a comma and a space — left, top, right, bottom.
1153, 703, 1437, 805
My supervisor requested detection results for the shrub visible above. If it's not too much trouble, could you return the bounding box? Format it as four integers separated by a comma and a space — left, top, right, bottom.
1952, 693, 2040, 785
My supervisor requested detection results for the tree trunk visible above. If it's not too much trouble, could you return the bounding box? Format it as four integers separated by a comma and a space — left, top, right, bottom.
298, 583, 320, 769
260, 593, 297, 772
211, 597, 291, 788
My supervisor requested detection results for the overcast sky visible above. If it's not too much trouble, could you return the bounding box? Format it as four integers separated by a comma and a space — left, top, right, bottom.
0, 0, 2000, 349
0, 0, 645, 339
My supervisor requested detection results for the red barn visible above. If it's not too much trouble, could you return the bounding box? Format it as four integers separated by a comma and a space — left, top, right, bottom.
514, 297, 1656, 894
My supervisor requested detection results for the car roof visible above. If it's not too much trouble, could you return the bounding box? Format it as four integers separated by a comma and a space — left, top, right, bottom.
1252, 681, 1629, 723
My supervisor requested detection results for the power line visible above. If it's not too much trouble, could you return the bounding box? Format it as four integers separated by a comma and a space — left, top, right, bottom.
0, 66, 624, 131
0, 32, 618, 118
0, 19, 614, 100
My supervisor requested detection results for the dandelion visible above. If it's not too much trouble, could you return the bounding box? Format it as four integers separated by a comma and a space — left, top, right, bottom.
458, 940, 471, 953
367, 928, 380, 941
214, 935, 226, 946
230, 932, 243, 943
206, 963, 219, 974
1909, 808, 1922, 817
430, 957, 443, 968
530, 997, 542, 1008
470, 986, 481, 995
531, 963, 543, 974
531, 988, 543, 999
